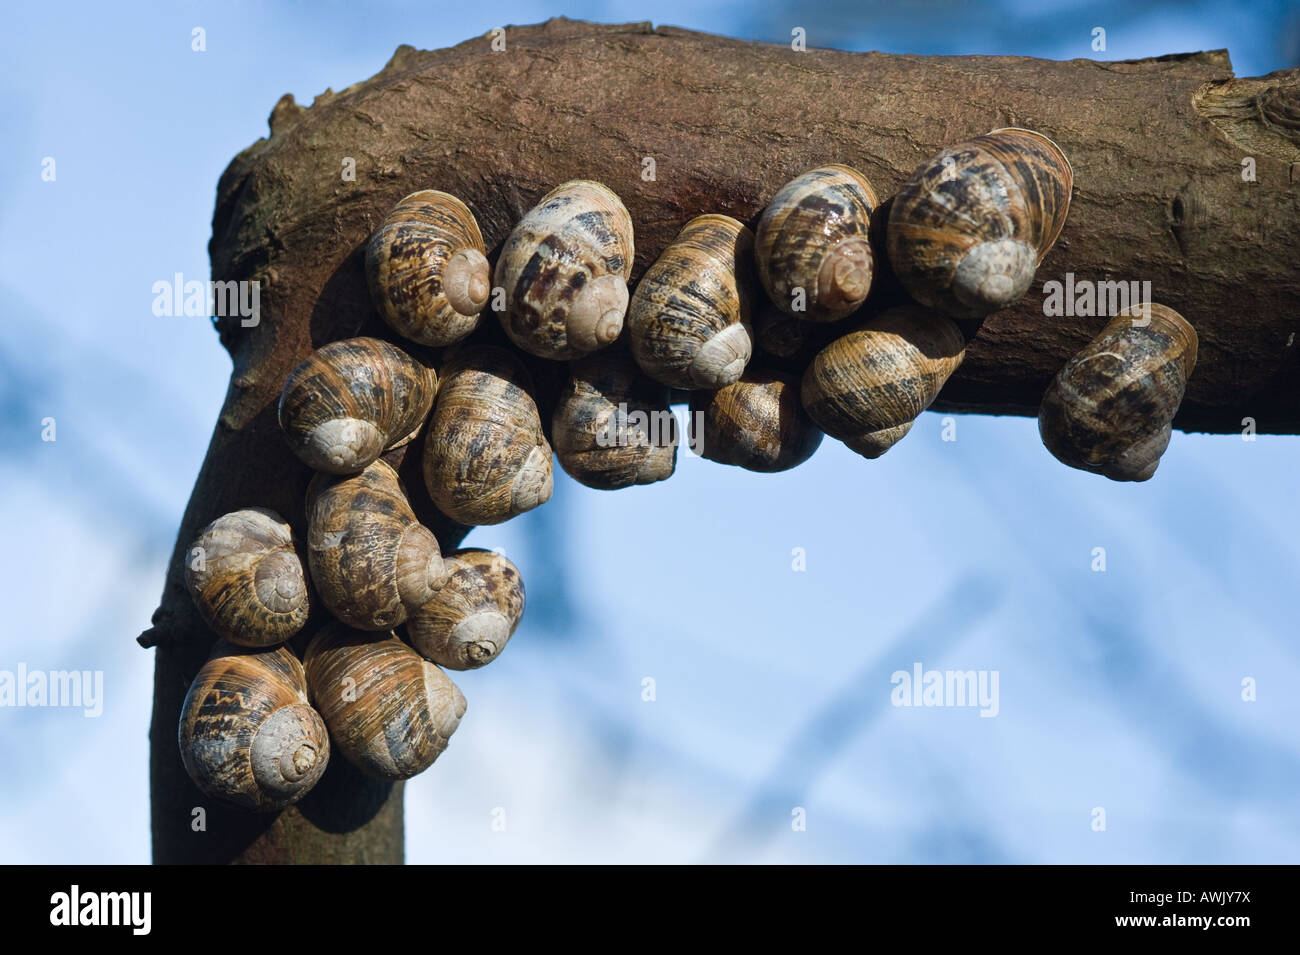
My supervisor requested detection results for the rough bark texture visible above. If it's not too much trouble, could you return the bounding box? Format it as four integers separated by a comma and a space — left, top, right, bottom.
143, 18, 1300, 865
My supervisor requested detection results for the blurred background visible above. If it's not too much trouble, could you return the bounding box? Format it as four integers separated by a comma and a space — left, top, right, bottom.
2, 0, 1297, 864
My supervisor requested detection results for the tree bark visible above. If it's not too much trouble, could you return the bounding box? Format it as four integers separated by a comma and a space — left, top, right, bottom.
143, 17, 1300, 864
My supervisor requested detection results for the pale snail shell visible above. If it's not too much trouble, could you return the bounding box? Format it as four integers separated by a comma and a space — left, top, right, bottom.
422, 345, 554, 525
406, 548, 525, 670
886, 127, 1073, 318
801, 305, 966, 458
551, 351, 677, 490
1038, 303, 1198, 482
628, 214, 756, 389
183, 507, 309, 648
178, 641, 329, 812
278, 337, 437, 474
755, 164, 879, 322
303, 624, 466, 780
494, 180, 634, 359
365, 190, 492, 346
307, 459, 446, 630
689, 370, 823, 472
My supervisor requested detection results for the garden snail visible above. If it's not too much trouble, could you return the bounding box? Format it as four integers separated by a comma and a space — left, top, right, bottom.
307, 459, 446, 630
628, 214, 756, 389
755, 165, 879, 322
278, 337, 437, 474
303, 624, 466, 780
365, 190, 491, 346
178, 641, 330, 812
1038, 303, 1198, 481
887, 127, 1072, 318
752, 299, 815, 363
422, 345, 554, 525
406, 548, 525, 670
551, 351, 678, 490
801, 305, 966, 458
494, 180, 634, 359
689, 370, 823, 472
183, 507, 309, 647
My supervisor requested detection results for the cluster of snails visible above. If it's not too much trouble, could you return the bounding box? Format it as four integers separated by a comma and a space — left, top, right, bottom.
177, 128, 1200, 812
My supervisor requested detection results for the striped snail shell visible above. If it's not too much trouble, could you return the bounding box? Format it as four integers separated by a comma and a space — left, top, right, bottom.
801, 305, 966, 458
886, 128, 1073, 318
551, 351, 678, 490
406, 548, 525, 670
307, 459, 446, 630
628, 214, 756, 389
303, 624, 466, 780
278, 337, 437, 475
494, 180, 634, 359
689, 370, 823, 472
365, 190, 491, 346
422, 345, 554, 525
755, 164, 879, 322
183, 507, 309, 648
178, 641, 329, 812
1039, 303, 1197, 482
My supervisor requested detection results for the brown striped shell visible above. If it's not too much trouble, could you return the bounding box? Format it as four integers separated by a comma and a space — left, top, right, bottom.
689, 370, 823, 472
801, 306, 966, 458
303, 625, 466, 780
886, 128, 1073, 318
494, 180, 634, 359
1039, 303, 1198, 482
278, 337, 437, 474
755, 164, 879, 322
551, 351, 678, 490
178, 641, 329, 812
365, 190, 491, 346
183, 507, 309, 648
628, 214, 756, 389
307, 459, 446, 630
406, 548, 525, 670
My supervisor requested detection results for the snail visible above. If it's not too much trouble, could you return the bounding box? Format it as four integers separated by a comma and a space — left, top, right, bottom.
178, 641, 329, 812
307, 459, 446, 630
303, 624, 466, 780
1038, 303, 1198, 482
494, 180, 634, 359
755, 164, 879, 322
689, 370, 823, 472
551, 351, 678, 490
183, 507, 309, 647
628, 214, 756, 389
752, 299, 815, 363
800, 305, 966, 458
886, 127, 1072, 318
278, 337, 437, 474
365, 190, 491, 346
406, 548, 525, 670
422, 345, 554, 525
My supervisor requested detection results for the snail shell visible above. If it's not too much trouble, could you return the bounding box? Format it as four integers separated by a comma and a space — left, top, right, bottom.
628, 214, 756, 389
801, 305, 966, 458
278, 337, 437, 474
886, 128, 1072, 318
307, 459, 446, 630
755, 164, 879, 322
494, 180, 634, 359
406, 548, 525, 670
303, 624, 466, 780
1038, 303, 1197, 482
365, 190, 491, 346
178, 641, 329, 812
184, 507, 309, 648
551, 351, 678, 490
422, 345, 554, 525
753, 299, 815, 362
689, 370, 823, 472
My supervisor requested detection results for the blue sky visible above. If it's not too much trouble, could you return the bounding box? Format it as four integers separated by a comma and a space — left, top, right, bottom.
1, 0, 1297, 863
